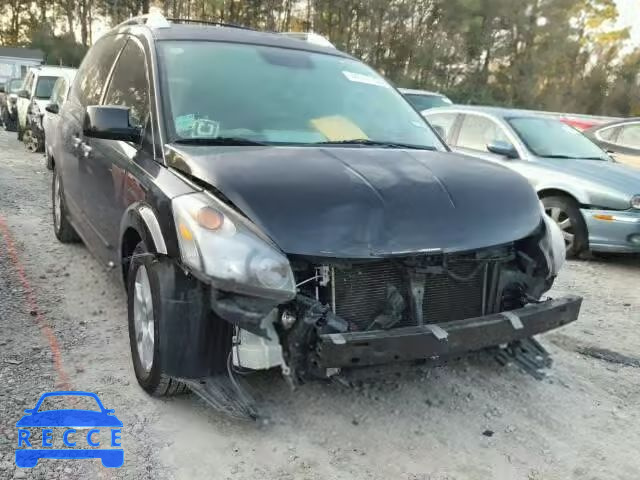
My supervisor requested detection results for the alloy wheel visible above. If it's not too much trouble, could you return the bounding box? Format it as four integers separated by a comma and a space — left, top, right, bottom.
24, 129, 38, 152
546, 206, 575, 253
133, 265, 155, 374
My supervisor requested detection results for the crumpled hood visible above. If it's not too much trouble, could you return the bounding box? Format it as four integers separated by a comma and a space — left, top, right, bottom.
167, 146, 542, 257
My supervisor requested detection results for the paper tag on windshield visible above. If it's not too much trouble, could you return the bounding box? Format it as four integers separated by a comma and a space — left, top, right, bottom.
342, 71, 389, 88
175, 114, 196, 134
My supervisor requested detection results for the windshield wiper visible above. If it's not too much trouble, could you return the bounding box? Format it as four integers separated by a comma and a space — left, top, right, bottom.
315, 139, 436, 150
174, 137, 268, 146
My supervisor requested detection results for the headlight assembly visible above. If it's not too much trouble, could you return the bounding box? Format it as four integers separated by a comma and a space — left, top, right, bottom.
172, 192, 296, 301
631, 194, 640, 210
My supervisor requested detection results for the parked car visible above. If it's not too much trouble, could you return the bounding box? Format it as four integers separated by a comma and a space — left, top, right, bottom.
16, 66, 74, 151
43, 69, 77, 169
424, 106, 640, 257
399, 88, 453, 110
51, 14, 579, 410
1, 77, 22, 131
584, 118, 640, 169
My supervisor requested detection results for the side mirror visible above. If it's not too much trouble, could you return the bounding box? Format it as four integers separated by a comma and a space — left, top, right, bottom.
487, 140, 519, 159
83, 105, 141, 143
45, 103, 59, 114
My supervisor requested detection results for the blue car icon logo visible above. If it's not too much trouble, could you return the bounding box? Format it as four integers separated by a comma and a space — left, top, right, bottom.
15, 391, 123, 468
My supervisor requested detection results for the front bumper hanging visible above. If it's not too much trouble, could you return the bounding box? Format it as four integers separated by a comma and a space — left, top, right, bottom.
316, 295, 582, 368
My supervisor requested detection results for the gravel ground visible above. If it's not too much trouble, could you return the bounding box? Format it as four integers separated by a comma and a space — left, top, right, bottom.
0, 129, 639, 480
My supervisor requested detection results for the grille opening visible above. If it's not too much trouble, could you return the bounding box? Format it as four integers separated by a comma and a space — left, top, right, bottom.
331, 258, 494, 331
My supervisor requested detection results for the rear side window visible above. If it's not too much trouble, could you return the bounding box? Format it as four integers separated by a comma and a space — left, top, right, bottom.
103, 40, 150, 128
72, 35, 126, 107
596, 126, 618, 142
617, 124, 640, 149
456, 114, 508, 151
426, 113, 457, 142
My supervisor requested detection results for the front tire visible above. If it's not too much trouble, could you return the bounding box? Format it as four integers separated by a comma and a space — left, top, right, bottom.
127, 242, 187, 397
52, 168, 80, 243
542, 195, 588, 258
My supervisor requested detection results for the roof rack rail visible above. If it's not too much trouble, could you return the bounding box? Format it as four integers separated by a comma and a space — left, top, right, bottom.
114, 12, 171, 30
167, 18, 255, 31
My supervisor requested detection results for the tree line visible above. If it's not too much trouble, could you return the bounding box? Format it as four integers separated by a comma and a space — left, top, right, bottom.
2, 0, 639, 116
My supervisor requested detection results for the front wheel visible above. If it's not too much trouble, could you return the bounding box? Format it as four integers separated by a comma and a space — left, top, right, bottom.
24, 128, 40, 152
127, 242, 187, 397
542, 195, 588, 258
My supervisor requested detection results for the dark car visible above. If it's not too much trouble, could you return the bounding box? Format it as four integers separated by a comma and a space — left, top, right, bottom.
50, 13, 580, 407
584, 118, 640, 169
1, 78, 23, 131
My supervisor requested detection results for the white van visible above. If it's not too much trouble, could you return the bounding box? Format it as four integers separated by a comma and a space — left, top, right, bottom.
16, 66, 76, 143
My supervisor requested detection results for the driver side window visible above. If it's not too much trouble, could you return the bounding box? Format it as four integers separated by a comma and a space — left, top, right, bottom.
103, 40, 150, 129
457, 114, 508, 152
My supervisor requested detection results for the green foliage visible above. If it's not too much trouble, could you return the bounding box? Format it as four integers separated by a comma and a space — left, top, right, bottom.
30, 26, 88, 67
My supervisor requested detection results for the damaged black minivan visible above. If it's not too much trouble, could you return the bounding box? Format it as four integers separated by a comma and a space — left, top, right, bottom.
50, 14, 581, 406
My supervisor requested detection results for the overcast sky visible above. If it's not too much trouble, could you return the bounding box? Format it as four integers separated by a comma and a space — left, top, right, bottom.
615, 0, 640, 47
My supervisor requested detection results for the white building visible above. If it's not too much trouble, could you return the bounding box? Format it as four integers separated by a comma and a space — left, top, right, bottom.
0, 47, 43, 84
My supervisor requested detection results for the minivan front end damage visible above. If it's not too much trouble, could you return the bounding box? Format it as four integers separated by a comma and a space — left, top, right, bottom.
216, 219, 580, 383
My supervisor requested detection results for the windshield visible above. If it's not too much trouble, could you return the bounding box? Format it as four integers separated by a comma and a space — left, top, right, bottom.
8, 79, 23, 93
404, 93, 452, 111
157, 41, 443, 149
509, 117, 609, 160
34, 76, 59, 99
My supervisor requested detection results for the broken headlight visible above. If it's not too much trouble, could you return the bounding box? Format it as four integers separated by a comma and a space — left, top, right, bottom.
539, 203, 566, 277
172, 192, 296, 301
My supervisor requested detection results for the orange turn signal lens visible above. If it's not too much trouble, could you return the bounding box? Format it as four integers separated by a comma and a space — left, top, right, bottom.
593, 214, 614, 221
196, 207, 224, 230
178, 222, 193, 240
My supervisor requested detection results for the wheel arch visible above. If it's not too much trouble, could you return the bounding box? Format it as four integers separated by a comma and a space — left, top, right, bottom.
537, 188, 583, 207
119, 204, 168, 287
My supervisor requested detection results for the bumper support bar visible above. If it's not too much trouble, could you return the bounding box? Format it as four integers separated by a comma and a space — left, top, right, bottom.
317, 295, 581, 368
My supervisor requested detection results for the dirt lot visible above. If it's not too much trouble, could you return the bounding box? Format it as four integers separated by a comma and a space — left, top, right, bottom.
0, 129, 639, 480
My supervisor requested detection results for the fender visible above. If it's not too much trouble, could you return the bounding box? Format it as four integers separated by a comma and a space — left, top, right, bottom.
535, 183, 590, 206
119, 202, 168, 256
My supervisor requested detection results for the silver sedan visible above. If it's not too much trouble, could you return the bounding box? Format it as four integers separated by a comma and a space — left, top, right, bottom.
423, 106, 640, 257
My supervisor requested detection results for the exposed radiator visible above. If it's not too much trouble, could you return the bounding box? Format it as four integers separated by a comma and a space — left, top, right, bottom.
332, 259, 489, 331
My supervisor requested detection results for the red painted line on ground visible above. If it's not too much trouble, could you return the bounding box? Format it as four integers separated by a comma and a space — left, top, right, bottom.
0, 214, 118, 476
0, 214, 72, 390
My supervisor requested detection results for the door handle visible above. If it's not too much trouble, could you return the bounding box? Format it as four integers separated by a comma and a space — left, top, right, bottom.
80, 143, 92, 157
72, 136, 82, 148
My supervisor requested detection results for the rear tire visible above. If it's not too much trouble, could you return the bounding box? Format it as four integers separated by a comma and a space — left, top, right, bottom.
52, 167, 80, 243
542, 195, 588, 258
127, 242, 188, 397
